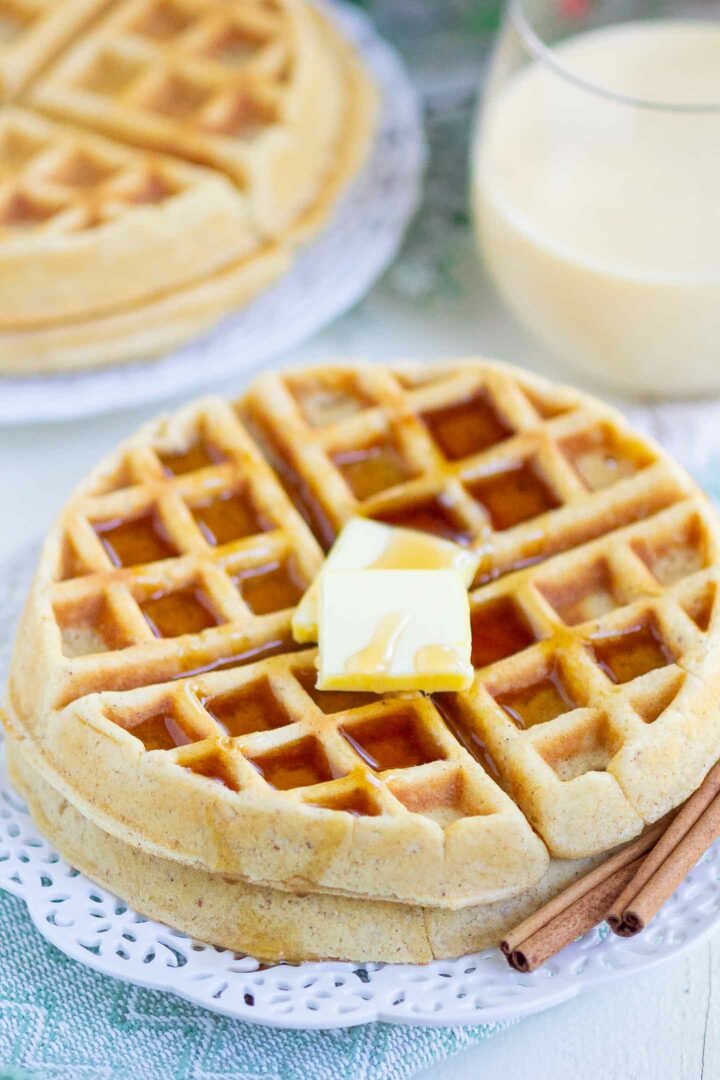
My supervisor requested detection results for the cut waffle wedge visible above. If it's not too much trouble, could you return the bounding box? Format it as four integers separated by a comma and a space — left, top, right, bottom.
7, 361, 720, 907
0, 0, 377, 372
29, 0, 358, 238
0, 107, 259, 327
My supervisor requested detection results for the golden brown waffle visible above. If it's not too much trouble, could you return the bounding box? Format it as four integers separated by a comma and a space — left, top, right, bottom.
29, 0, 353, 238
0, 106, 258, 327
8, 361, 720, 908
8, 738, 602, 964
0, 236, 289, 371
0, 0, 377, 372
0, 0, 111, 98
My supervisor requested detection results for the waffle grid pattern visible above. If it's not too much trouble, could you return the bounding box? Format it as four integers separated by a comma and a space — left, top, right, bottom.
0, 106, 197, 235
28, 0, 347, 234
0, 105, 262, 328
49, 397, 324, 702
97, 648, 508, 828
31, 0, 292, 158
0, 0, 377, 371
0, 0, 109, 97
8, 362, 720, 905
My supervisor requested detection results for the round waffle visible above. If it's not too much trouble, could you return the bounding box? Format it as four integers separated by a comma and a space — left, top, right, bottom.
6, 361, 720, 909
0, 0, 377, 372
7, 738, 600, 964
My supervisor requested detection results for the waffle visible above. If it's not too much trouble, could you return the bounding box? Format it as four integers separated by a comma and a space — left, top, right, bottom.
0, 106, 259, 327
7, 361, 720, 909
7, 738, 602, 964
29, 0, 355, 239
0, 235, 289, 371
0, 0, 377, 372
0, 0, 111, 98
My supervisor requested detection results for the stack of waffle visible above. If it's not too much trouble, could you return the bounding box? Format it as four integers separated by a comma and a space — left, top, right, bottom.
6, 359, 720, 963
0, 0, 376, 373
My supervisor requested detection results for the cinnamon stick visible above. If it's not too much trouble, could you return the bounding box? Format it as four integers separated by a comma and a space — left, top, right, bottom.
608, 760, 720, 936
501, 818, 668, 958
507, 858, 644, 973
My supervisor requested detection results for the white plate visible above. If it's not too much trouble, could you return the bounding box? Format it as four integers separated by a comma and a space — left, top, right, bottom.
2, 544, 720, 1029
0, 3, 424, 426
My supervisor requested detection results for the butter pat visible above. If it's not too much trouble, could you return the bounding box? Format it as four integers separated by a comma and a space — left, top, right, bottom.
317, 570, 473, 693
292, 518, 480, 644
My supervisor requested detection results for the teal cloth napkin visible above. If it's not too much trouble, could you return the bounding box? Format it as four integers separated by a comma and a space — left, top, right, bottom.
0, 892, 511, 1080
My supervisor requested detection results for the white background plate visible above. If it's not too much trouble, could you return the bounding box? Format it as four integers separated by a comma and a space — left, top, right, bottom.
0, 2, 424, 426
2, 544, 720, 1030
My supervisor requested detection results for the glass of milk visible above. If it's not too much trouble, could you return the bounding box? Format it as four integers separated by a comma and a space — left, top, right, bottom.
473, 0, 720, 397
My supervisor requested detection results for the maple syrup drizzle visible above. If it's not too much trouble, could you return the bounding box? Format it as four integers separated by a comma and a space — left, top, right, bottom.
414, 644, 467, 677
141, 586, 221, 638
233, 560, 305, 616
467, 461, 560, 531
374, 496, 472, 546
94, 510, 177, 567
192, 489, 269, 546
432, 695, 502, 780
241, 410, 336, 549
170, 637, 293, 680
186, 754, 240, 791
341, 711, 436, 771
590, 622, 674, 685
158, 438, 226, 476
132, 711, 193, 751
369, 530, 458, 571
470, 596, 536, 667
473, 482, 677, 588
345, 612, 409, 675
202, 679, 293, 737
293, 666, 378, 714
473, 551, 546, 588
332, 442, 415, 501
495, 670, 576, 729
420, 390, 512, 461
250, 739, 335, 790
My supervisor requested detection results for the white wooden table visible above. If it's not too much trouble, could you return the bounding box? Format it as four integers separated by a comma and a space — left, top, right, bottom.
1, 257, 717, 1079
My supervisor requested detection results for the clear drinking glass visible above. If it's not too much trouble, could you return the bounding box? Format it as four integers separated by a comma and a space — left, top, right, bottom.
472, 0, 720, 397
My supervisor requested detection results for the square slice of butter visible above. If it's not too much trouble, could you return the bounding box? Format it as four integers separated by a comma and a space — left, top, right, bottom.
317, 569, 473, 693
292, 518, 480, 644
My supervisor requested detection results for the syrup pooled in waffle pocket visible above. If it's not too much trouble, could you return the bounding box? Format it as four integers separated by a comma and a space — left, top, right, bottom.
6, 362, 720, 913
0, 0, 376, 371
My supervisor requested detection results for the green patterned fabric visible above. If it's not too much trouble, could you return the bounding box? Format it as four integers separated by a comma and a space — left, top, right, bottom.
0, 890, 512, 1079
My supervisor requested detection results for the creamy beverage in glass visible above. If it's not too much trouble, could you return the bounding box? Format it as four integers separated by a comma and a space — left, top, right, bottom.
474, 16, 720, 396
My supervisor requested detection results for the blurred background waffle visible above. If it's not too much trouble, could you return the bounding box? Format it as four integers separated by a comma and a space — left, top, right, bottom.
0, 0, 379, 373
7, 361, 720, 926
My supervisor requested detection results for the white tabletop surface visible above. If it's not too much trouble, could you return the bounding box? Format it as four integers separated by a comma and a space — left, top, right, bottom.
3, 64, 720, 1080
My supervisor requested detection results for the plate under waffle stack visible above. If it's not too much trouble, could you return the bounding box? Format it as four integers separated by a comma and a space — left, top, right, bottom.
0, 0, 376, 373
6, 360, 720, 962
